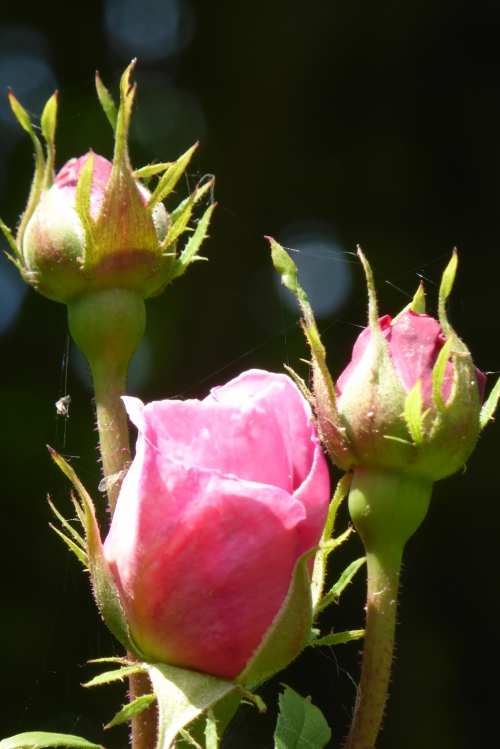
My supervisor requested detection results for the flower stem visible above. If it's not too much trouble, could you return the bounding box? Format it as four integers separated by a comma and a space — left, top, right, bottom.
67, 288, 157, 749
344, 466, 433, 749
343, 548, 401, 749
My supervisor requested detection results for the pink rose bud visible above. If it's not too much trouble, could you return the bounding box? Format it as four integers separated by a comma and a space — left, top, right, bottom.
103, 370, 330, 679
271, 239, 495, 484
2, 61, 205, 306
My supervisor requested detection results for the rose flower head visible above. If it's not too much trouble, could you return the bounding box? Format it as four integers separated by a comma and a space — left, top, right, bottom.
1, 60, 214, 304
271, 241, 499, 485
102, 370, 330, 681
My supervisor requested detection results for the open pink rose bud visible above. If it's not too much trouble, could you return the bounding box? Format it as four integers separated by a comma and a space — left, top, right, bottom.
1, 61, 209, 305
103, 370, 330, 680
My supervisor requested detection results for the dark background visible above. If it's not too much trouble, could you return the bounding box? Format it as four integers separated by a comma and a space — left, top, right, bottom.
1, 1, 500, 747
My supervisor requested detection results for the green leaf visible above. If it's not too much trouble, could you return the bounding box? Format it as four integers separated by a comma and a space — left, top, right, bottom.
438, 250, 458, 337
105, 694, 156, 729
83, 665, 145, 688
314, 557, 366, 615
178, 730, 203, 749
480, 374, 500, 429
312, 629, 365, 647
41, 92, 58, 190
147, 144, 198, 211
95, 72, 118, 131
0, 733, 103, 749
432, 334, 454, 410
48, 447, 144, 659
403, 379, 424, 444
274, 686, 331, 749
357, 247, 379, 331
147, 663, 235, 749
171, 203, 214, 280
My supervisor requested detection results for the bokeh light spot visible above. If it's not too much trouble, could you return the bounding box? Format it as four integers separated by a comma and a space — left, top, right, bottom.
104, 0, 196, 62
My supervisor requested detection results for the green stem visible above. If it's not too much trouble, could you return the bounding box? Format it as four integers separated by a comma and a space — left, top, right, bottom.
68, 288, 157, 749
343, 548, 401, 749
344, 466, 433, 749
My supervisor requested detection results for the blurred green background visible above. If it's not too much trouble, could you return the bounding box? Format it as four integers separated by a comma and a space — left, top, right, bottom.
1, 1, 500, 747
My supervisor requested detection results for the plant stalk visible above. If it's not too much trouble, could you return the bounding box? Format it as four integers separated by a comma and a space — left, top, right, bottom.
343, 549, 401, 749
68, 288, 157, 749
344, 466, 433, 749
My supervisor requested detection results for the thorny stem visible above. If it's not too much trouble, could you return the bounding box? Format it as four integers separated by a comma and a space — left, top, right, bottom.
343, 549, 401, 749
344, 466, 432, 749
67, 288, 157, 749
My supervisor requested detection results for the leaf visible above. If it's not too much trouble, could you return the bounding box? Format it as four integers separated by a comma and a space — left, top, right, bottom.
438, 250, 458, 337
0, 217, 23, 263
312, 629, 365, 647
480, 374, 500, 429
147, 144, 198, 211
169, 179, 213, 224
403, 379, 424, 444
0, 733, 103, 749
204, 708, 218, 749
95, 72, 118, 131
314, 557, 366, 615
105, 694, 156, 729
171, 203, 214, 280
274, 686, 331, 749
147, 663, 235, 749
83, 665, 145, 688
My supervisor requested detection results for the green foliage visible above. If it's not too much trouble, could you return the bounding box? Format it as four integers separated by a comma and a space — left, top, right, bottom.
0, 733, 103, 749
274, 687, 331, 749
105, 694, 156, 729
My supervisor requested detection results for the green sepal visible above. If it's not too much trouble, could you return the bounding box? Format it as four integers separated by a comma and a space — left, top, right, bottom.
392, 281, 426, 323
311, 473, 351, 609
48, 447, 145, 659
171, 202, 214, 280
133, 162, 173, 180
163, 179, 214, 252
438, 250, 458, 337
83, 665, 146, 688
147, 663, 235, 749
41, 92, 58, 191
49, 523, 88, 567
0, 733, 103, 749
432, 334, 454, 410
236, 548, 316, 685
480, 375, 500, 429
311, 629, 365, 647
403, 378, 425, 444
74, 150, 97, 256
95, 72, 118, 132
314, 557, 366, 615
47, 496, 86, 551
204, 709, 218, 749
274, 686, 331, 749
147, 144, 198, 211
105, 694, 156, 729
8, 90, 45, 250
175, 692, 242, 749
269, 238, 352, 467
0, 219, 24, 264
